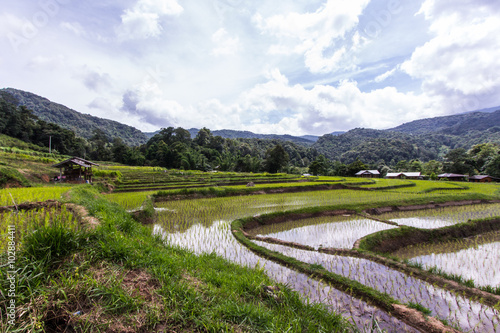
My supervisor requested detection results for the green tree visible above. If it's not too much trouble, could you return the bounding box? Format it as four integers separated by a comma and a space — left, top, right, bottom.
264, 144, 289, 173
347, 159, 367, 176
443, 148, 474, 174
423, 160, 442, 175
308, 155, 330, 176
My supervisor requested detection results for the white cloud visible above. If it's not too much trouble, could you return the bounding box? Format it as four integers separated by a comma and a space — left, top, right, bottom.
211, 28, 240, 56
254, 0, 371, 74
60, 21, 86, 37
402, 0, 500, 111
231, 69, 438, 135
117, 0, 183, 40
374, 67, 397, 83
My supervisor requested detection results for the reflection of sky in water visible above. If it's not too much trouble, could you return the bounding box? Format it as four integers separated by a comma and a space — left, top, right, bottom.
257, 219, 397, 249
391, 217, 458, 229
384, 204, 500, 229
153, 221, 417, 332
253, 241, 500, 333
412, 242, 500, 287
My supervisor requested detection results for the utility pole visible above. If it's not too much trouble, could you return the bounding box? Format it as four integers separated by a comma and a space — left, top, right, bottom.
49, 136, 52, 154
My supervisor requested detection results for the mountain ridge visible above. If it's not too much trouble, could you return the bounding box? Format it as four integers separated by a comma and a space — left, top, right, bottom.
2, 87, 500, 166
1, 88, 148, 146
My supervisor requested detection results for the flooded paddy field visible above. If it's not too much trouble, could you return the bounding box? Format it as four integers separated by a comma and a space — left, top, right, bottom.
377, 203, 500, 229
249, 215, 397, 249
252, 240, 500, 333
122, 175, 500, 332
154, 189, 415, 232
154, 220, 418, 332
395, 230, 500, 288
151, 191, 500, 331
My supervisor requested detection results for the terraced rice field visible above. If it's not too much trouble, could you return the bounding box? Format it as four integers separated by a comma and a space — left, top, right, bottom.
101, 169, 500, 331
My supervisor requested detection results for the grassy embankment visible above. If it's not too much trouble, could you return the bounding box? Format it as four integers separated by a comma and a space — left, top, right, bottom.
0, 185, 352, 332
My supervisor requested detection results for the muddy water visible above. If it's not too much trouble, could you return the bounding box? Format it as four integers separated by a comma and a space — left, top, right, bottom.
153, 221, 418, 332
253, 241, 500, 333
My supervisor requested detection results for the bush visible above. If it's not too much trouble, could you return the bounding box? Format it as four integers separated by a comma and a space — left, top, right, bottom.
0, 166, 31, 187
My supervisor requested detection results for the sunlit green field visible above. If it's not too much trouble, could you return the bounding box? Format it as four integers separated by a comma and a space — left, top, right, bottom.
0, 186, 71, 206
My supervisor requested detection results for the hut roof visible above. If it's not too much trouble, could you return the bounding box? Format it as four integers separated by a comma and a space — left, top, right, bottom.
355, 170, 380, 176
386, 172, 401, 177
437, 173, 465, 178
402, 172, 421, 177
468, 175, 491, 180
52, 157, 99, 168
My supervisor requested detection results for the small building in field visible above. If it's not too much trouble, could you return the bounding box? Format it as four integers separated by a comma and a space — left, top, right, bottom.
468, 175, 493, 183
385, 172, 422, 179
52, 157, 99, 183
437, 173, 467, 181
355, 170, 380, 178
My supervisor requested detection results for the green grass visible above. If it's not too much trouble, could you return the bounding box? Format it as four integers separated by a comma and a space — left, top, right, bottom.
407, 302, 432, 315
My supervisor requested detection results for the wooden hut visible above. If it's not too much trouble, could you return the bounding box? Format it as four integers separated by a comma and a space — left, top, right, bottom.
437, 173, 466, 181
468, 175, 492, 183
52, 157, 98, 183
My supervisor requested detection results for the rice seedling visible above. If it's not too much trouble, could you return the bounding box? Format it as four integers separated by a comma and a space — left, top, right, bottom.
0, 206, 79, 251
0, 186, 71, 206
251, 240, 500, 333
106, 190, 157, 210
154, 219, 417, 332
406, 236, 500, 288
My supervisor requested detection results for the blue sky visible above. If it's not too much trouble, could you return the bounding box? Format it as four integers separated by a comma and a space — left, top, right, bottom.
1, 0, 499, 135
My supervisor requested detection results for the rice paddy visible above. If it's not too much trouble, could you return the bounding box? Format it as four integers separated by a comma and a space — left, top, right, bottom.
0, 206, 79, 251
250, 215, 397, 249
0, 186, 71, 206
378, 203, 500, 229
251, 240, 500, 332
4, 164, 500, 332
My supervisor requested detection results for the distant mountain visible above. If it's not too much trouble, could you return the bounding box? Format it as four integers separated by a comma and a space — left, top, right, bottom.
389, 110, 500, 135
1, 88, 148, 146
313, 110, 500, 165
300, 135, 320, 142
187, 128, 316, 145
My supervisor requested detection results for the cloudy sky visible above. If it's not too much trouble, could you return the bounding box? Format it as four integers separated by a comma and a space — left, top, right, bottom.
1, 0, 499, 135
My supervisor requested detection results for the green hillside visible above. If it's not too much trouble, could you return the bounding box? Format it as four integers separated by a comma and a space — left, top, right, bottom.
389, 110, 500, 135
1, 88, 148, 146
312, 121, 500, 165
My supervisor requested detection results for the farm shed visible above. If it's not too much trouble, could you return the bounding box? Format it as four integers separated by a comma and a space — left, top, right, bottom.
355, 170, 380, 178
468, 175, 493, 183
385, 172, 422, 179
437, 173, 467, 181
52, 157, 99, 183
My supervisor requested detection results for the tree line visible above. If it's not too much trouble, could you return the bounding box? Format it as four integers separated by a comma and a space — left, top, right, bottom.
1, 95, 499, 177
308, 143, 500, 178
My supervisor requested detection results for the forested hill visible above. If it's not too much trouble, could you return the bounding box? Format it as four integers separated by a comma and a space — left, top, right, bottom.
312, 111, 500, 165
1, 88, 148, 146
187, 128, 317, 145
389, 109, 500, 135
